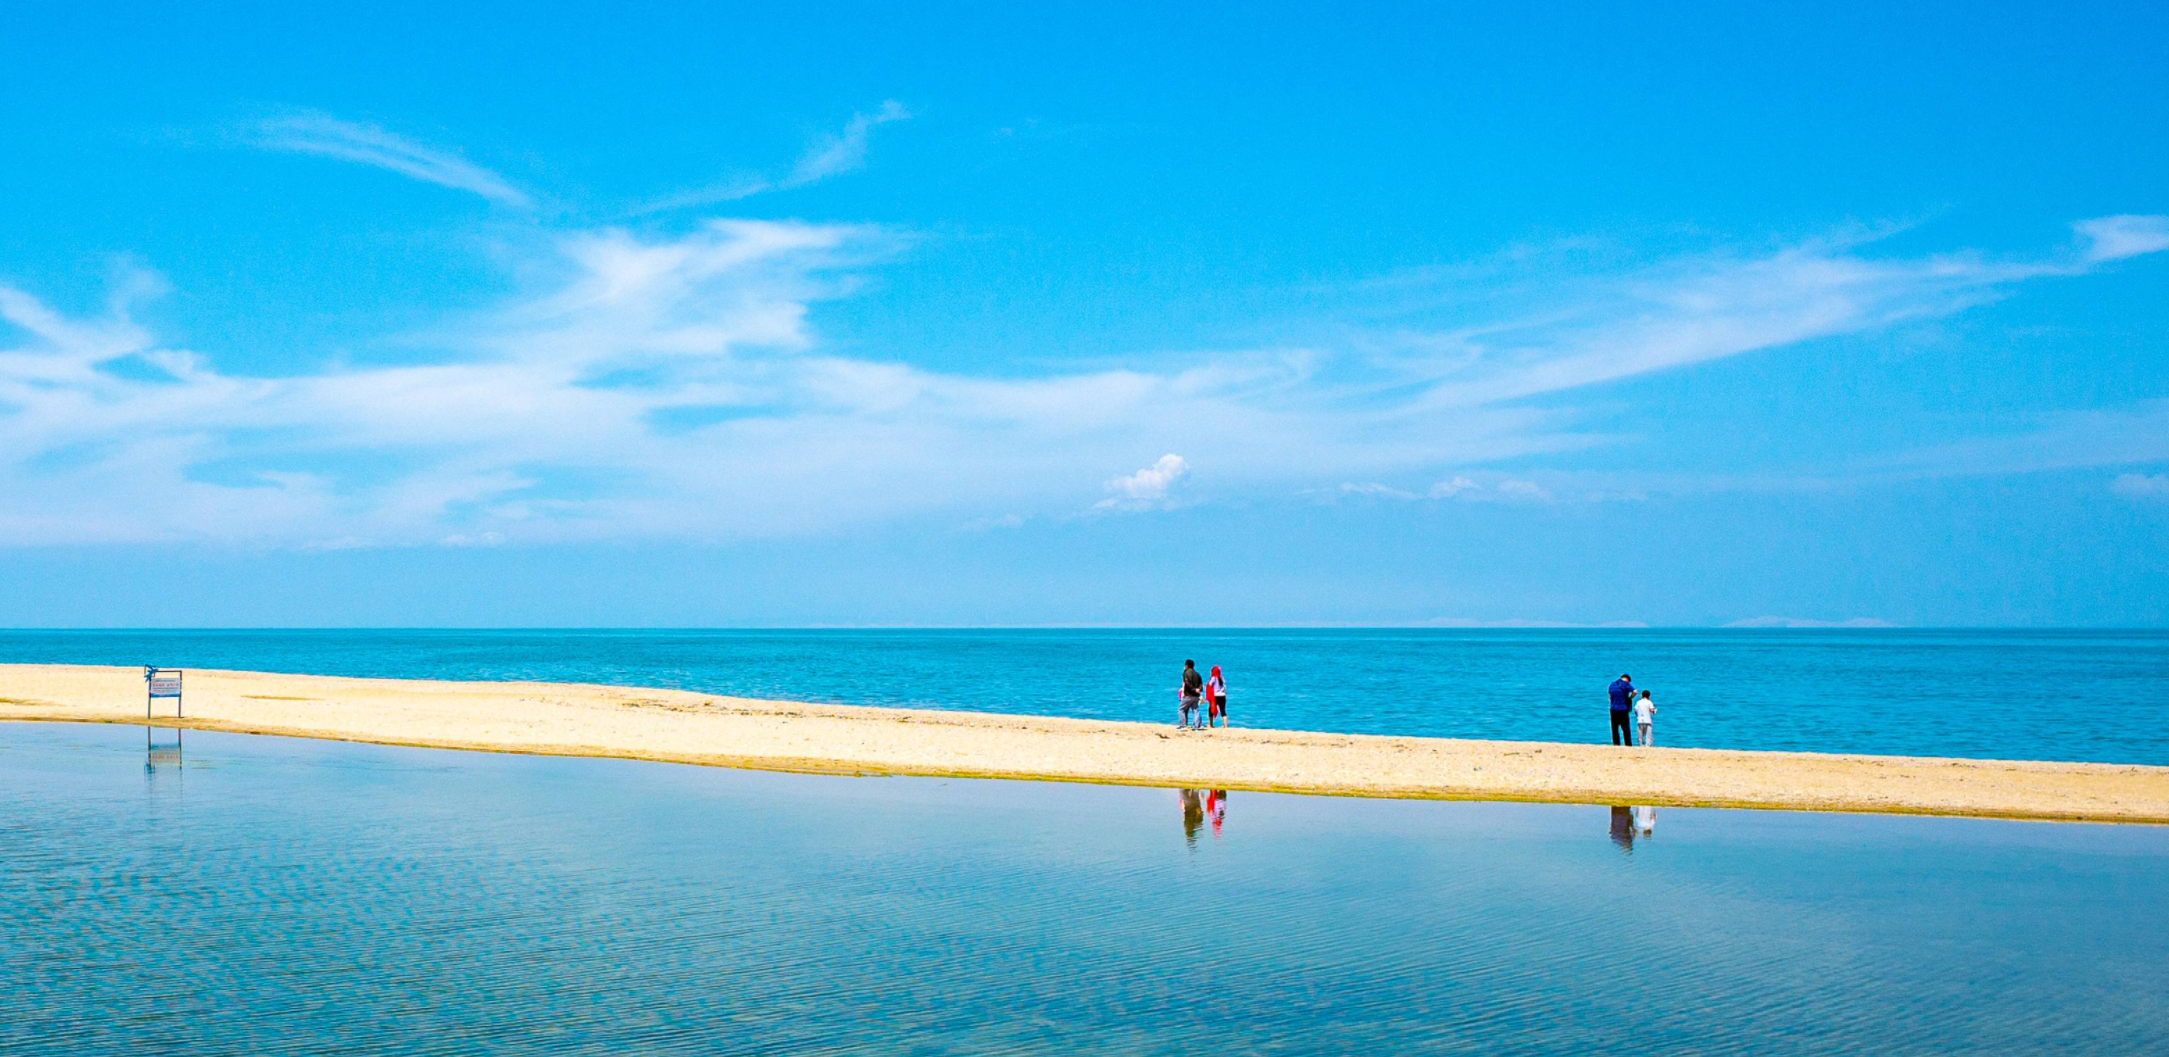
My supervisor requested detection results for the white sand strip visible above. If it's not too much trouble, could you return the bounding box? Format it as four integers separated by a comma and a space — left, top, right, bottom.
4, 664, 2166, 823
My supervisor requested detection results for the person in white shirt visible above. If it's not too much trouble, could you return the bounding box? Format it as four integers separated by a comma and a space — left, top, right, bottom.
1633, 690, 1656, 747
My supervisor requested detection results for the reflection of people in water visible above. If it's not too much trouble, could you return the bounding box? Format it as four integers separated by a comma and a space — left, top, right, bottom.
1205, 789, 1227, 836
1634, 804, 1656, 836
1180, 788, 1206, 845
1609, 805, 1635, 851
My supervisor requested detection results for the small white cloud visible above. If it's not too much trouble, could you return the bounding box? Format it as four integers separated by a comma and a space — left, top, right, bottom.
1725, 616, 1897, 629
1494, 479, 1553, 502
249, 111, 531, 207
2111, 472, 2169, 499
1428, 476, 1480, 498
2076, 215, 2169, 262
1096, 454, 1189, 509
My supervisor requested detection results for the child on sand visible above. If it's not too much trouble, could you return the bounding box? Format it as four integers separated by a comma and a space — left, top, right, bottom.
1205, 666, 1227, 728
1634, 690, 1656, 747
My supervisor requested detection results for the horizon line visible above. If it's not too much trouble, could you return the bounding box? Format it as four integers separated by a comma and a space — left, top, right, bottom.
4, 625, 2164, 633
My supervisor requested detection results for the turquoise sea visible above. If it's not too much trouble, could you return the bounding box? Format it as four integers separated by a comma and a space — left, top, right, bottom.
3, 722, 2166, 1055
3, 628, 2164, 762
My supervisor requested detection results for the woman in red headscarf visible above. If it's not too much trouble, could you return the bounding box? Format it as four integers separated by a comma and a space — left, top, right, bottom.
1205, 665, 1227, 728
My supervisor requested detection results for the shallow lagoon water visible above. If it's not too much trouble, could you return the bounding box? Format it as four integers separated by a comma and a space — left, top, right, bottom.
4, 723, 2167, 1055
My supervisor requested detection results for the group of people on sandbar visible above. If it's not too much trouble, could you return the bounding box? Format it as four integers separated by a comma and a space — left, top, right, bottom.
1170, 659, 1663, 745
1607, 673, 1658, 747
1177, 659, 1228, 730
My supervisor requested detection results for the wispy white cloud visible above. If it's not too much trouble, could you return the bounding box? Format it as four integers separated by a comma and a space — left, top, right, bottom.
1428, 476, 1480, 498
2076, 214, 2169, 262
1492, 479, 1553, 502
1361, 216, 2163, 416
787, 100, 911, 186
1334, 482, 1422, 500
1328, 475, 1575, 504
3, 222, 1433, 544
641, 101, 912, 212
0, 214, 2160, 548
248, 112, 533, 207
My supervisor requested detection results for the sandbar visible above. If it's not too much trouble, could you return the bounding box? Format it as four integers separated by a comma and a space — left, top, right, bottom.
4, 663, 2166, 824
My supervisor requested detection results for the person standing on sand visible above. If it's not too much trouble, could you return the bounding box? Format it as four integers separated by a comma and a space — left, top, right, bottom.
1608, 674, 1636, 746
1205, 665, 1227, 728
1180, 660, 1205, 730
1634, 690, 1656, 747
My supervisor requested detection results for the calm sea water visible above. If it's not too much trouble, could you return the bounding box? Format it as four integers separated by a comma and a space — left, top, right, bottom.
2, 722, 2165, 1055
5, 628, 2163, 763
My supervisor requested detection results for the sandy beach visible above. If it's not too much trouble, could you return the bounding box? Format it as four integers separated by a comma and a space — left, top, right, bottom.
4, 662, 2166, 823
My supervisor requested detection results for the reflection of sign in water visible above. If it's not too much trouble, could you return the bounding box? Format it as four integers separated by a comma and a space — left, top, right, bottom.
148, 674, 182, 698
147, 726, 183, 771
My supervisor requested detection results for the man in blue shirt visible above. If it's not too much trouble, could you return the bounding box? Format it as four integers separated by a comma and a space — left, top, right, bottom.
1608, 674, 1636, 746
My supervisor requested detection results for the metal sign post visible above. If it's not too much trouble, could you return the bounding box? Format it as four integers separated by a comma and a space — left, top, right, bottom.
145, 666, 183, 720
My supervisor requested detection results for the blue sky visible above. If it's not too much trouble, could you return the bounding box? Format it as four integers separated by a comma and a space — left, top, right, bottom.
3, 2, 2166, 627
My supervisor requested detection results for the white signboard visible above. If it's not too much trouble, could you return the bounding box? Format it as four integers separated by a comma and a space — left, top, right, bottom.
148, 672, 182, 698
